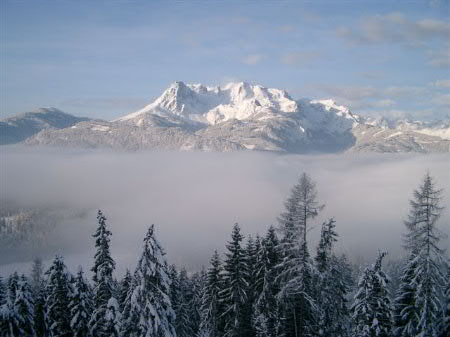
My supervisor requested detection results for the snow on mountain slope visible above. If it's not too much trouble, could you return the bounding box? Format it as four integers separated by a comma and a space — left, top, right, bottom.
115, 81, 298, 125
394, 119, 450, 140
17, 81, 450, 153
0, 108, 90, 145
351, 124, 449, 153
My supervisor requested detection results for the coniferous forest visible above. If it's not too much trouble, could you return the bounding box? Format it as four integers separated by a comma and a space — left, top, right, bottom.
0, 172, 448, 337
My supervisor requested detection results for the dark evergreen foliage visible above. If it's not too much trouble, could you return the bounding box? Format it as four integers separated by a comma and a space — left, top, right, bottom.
253, 226, 281, 337
31, 258, 47, 337
277, 173, 324, 337
351, 252, 393, 337
45, 256, 73, 337
90, 209, 117, 337
70, 268, 94, 337
120, 225, 176, 337
220, 223, 249, 337
200, 250, 225, 337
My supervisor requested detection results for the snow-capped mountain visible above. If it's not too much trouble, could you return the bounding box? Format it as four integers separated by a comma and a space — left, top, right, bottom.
0, 107, 90, 145
10, 82, 450, 153
116, 81, 299, 125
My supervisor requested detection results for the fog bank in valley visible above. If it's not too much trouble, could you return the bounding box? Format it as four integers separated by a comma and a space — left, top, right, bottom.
1, 146, 449, 276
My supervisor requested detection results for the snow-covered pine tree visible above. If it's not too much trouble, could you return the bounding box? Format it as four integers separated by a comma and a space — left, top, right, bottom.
393, 254, 418, 337
104, 297, 121, 337
394, 173, 446, 337
1, 273, 36, 337
90, 210, 117, 337
437, 263, 449, 337
242, 235, 258, 337
253, 226, 281, 337
119, 273, 139, 337
70, 268, 94, 337
351, 252, 393, 337
0, 276, 5, 330
45, 256, 73, 337
168, 265, 181, 329
220, 223, 249, 337
0, 276, 5, 306
175, 268, 196, 337
14, 275, 36, 337
120, 224, 176, 337
199, 250, 225, 337
315, 218, 338, 273
314, 218, 352, 337
277, 173, 324, 337
0, 273, 19, 337
190, 270, 206, 335
31, 258, 46, 337
118, 269, 132, 312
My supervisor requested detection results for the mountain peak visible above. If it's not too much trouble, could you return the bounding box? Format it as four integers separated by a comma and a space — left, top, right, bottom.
116, 81, 303, 125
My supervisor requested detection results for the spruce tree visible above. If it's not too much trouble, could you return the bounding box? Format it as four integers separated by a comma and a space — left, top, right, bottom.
119, 273, 140, 337
277, 173, 324, 337
190, 270, 206, 335
220, 223, 249, 337
253, 226, 281, 337
315, 219, 352, 337
168, 265, 181, 330
393, 254, 418, 337
31, 258, 46, 337
118, 269, 132, 312
104, 297, 121, 337
15, 275, 36, 337
394, 173, 446, 337
242, 235, 258, 337
120, 225, 176, 337
45, 256, 73, 337
437, 264, 449, 337
0, 276, 6, 334
175, 268, 196, 337
351, 252, 393, 337
0, 273, 35, 337
199, 250, 225, 337
90, 210, 117, 337
0, 273, 20, 337
70, 268, 94, 337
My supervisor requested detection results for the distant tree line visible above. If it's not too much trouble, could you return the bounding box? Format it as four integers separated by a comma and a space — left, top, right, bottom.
0, 172, 448, 337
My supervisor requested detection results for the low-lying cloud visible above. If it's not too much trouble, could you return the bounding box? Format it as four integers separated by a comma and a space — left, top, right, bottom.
1, 147, 449, 276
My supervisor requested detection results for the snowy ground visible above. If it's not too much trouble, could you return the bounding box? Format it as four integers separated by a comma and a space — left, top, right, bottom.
1, 146, 449, 277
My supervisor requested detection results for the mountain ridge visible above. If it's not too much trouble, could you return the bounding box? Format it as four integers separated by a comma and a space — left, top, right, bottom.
0, 107, 91, 145
3, 82, 450, 153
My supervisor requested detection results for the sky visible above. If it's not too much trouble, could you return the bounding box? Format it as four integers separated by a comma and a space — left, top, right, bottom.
2, 0, 450, 121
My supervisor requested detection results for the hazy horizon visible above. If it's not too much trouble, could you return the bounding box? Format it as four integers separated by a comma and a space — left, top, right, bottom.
1, 147, 449, 277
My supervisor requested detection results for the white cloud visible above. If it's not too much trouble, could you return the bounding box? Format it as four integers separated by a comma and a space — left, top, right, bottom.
337, 13, 450, 46
310, 84, 427, 102
371, 99, 396, 108
433, 79, 450, 88
432, 93, 450, 106
281, 51, 320, 66
278, 25, 295, 33
383, 86, 427, 98
428, 47, 450, 68
337, 13, 450, 68
242, 54, 266, 65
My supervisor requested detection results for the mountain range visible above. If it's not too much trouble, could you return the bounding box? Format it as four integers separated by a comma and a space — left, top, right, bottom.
2, 81, 449, 153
